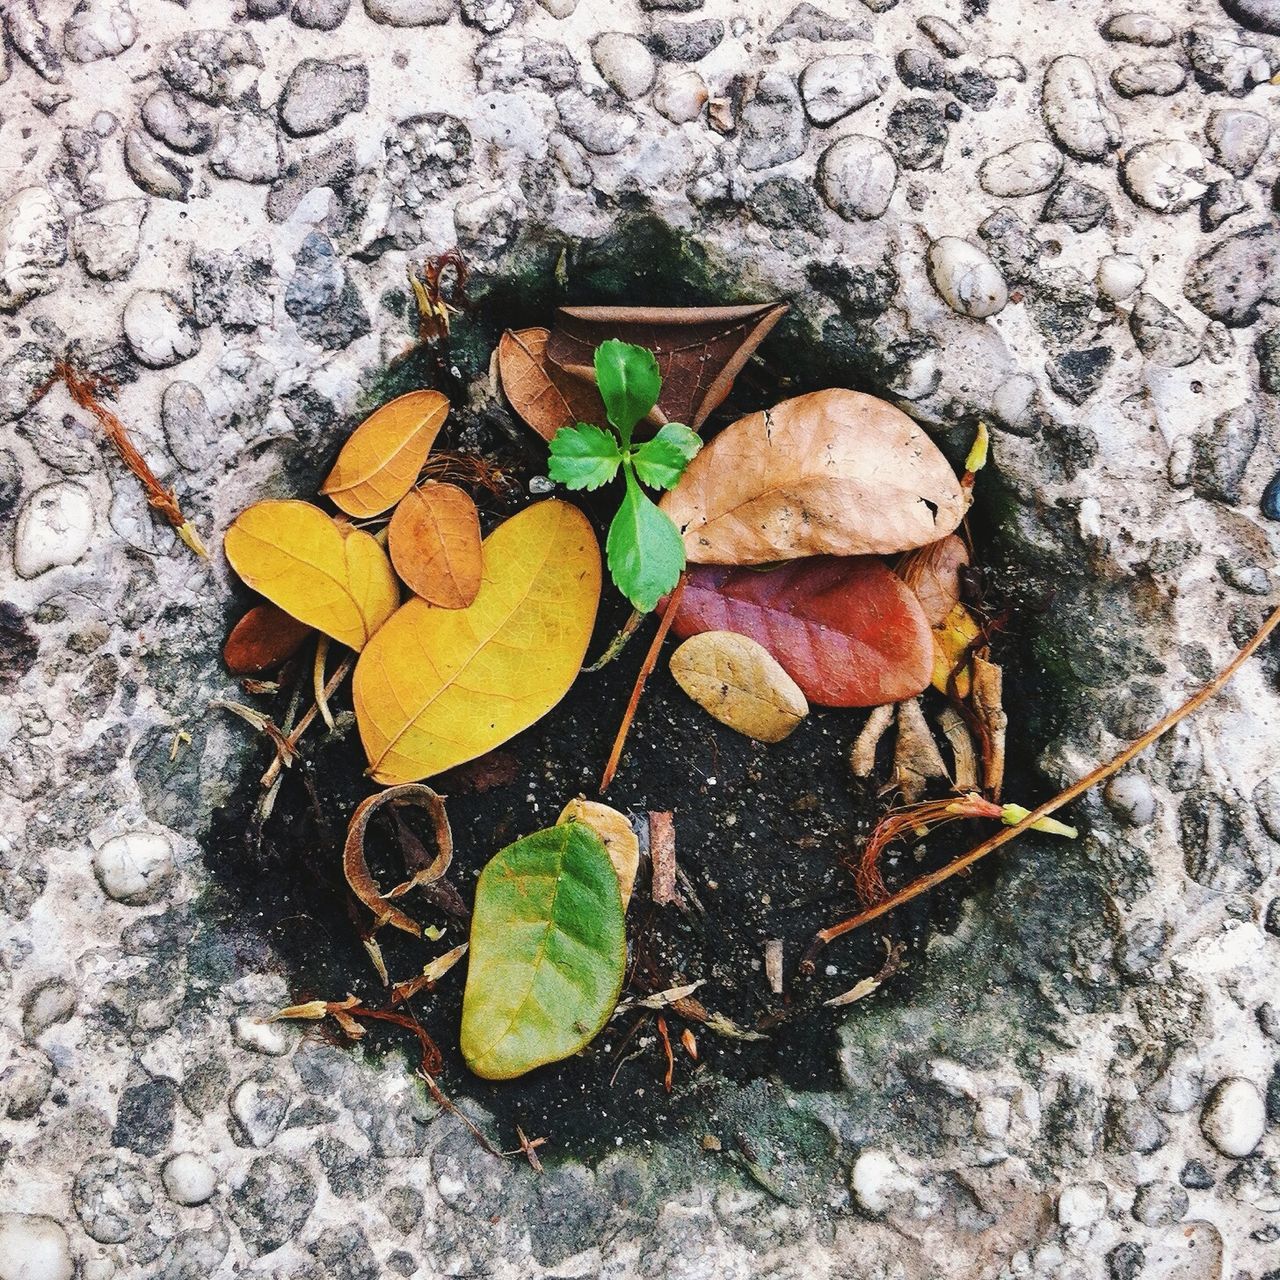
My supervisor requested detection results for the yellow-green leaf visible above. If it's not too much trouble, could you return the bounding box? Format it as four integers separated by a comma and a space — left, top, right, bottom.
353, 500, 601, 784
932, 602, 982, 698
557, 798, 639, 909
224, 500, 399, 650
320, 390, 449, 518
460, 822, 625, 1080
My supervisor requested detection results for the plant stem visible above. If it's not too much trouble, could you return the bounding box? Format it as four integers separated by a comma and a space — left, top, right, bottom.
803, 599, 1280, 971
260, 654, 354, 790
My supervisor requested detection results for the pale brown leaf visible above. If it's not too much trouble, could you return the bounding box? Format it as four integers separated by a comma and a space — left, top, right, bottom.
497, 328, 609, 442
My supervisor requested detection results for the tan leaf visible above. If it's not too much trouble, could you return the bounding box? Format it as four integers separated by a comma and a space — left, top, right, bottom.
497, 328, 608, 443
897, 533, 970, 627
669, 630, 808, 743
557, 798, 640, 909
660, 390, 967, 564
387, 482, 483, 609
321, 390, 449, 518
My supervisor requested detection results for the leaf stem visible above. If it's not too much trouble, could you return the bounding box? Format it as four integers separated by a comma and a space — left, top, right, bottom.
803, 599, 1280, 971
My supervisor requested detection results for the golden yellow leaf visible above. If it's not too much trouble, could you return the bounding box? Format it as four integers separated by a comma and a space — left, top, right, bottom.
558, 798, 640, 909
387, 482, 483, 609
320, 390, 449, 518
932, 602, 982, 698
354, 500, 601, 784
224, 500, 399, 651
669, 630, 808, 743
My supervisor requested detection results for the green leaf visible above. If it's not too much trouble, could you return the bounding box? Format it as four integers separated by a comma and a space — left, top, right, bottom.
606, 466, 686, 612
631, 422, 701, 491
594, 340, 661, 442
547, 423, 623, 490
460, 823, 625, 1080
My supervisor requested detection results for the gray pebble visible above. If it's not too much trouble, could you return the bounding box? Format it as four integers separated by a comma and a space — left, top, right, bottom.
0, 187, 67, 313
1220, 0, 1280, 35
230, 1072, 292, 1148
73, 1154, 155, 1243
770, 4, 867, 42
739, 72, 806, 170
928, 236, 1008, 318
210, 112, 283, 183
648, 18, 724, 63
1131, 1180, 1189, 1226
1, 1052, 53, 1119
292, 0, 352, 28
1111, 60, 1186, 96
1041, 177, 1110, 231
5, 0, 64, 83
284, 232, 371, 350
1201, 179, 1250, 232
123, 129, 192, 201
1206, 109, 1270, 177
1185, 225, 1280, 327
1190, 404, 1259, 504
1184, 26, 1274, 97
279, 58, 369, 136
363, 0, 453, 20
22, 977, 76, 1039
161, 29, 263, 104
141, 87, 214, 155
816, 134, 896, 221
230, 1155, 318, 1256
799, 53, 890, 126
1102, 12, 1175, 45
591, 33, 655, 101
1130, 293, 1202, 366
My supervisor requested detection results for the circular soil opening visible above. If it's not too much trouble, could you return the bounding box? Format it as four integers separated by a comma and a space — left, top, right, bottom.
202, 217, 1065, 1158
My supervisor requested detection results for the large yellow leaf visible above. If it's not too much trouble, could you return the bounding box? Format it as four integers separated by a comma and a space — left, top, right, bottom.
354, 500, 601, 784
320, 390, 449, 518
224, 500, 399, 650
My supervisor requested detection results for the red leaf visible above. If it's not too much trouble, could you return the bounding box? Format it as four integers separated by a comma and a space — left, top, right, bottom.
224, 603, 313, 675
667, 557, 932, 708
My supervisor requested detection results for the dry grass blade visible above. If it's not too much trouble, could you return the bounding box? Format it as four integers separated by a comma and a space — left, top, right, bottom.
261, 655, 354, 789
824, 940, 907, 1007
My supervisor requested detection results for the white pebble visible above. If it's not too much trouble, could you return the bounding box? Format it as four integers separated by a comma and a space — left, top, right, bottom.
817, 135, 897, 222
0, 1214, 74, 1280
162, 1153, 217, 1206
1057, 1181, 1107, 1227
1042, 56, 1122, 160
0, 186, 67, 312
927, 237, 1008, 319
123, 289, 201, 368
1096, 254, 1145, 302
1200, 1078, 1265, 1157
652, 68, 707, 124
591, 33, 655, 102
978, 140, 1063, 197
231, 1015, 294, 1057
63, 0, 139, 62
14, 482, 94, 579
93, 832, 173, 904
850, 1148, 914, 1216
1121, 140, 1207, 213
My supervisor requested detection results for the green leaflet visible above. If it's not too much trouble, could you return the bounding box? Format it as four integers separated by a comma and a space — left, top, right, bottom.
460, 823, 626, 1080
594, 340, 660, 442
607, 465, 686, 612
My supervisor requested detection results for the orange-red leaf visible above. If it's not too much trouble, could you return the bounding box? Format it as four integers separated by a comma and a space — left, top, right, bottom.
223, 603, 313, 675
388, 482, 483, 609
497, 328, 608, 443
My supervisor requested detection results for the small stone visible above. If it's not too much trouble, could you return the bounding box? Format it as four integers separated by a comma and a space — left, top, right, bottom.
1121, 140, 1207, 213
124, 290, 201, 368
1042, 55, 1122, 160
190, 244, 274, 331
946, 67, 997, 109
230, 1072, 292, 1148
1046, 346, 1114, 404
738, 72, 806, 171
918, 14, 964, 56
63, 0, 138, 62
162, 1153, 217, 1206
0, 187, 67, 313
1185, 225, 1280, 327
1041, 178, 1109, 231
1105, 774, 1156, 826
247, 0, 289, 14
141, 83, 208, 151
279, 58, 369, 136
799, 53, 890, 125
1058, 1181, 1107, 1227
113, 1078, 177, 1155
648, 18, 724, 62
1132, 1180, 1189, 1226
1102, 12, 1175, 44
232, 1015, 295, 1056
72, 199, 146, 281
1096, 255, 1145, 303
538, 0, 576, 14
1258, 777, 1280, 842
0, 1215, 73, 1280
161, 381, 215, 472
73, 1155, 154, 1244
210, 112, 283, 183
123, 129, 192, 202
1184, 27, 1274, 97
1201, 1078, 1266, 1157
363, 0, 453, 22
1180, 1159, 1215, 1189
750, 176, 824, 232
93, 831, 173, 904
770, 4, 867, 42
5, 1, 63, 83
1200, 179, 1250, 233
591, 33, 655, 101
1, 1052, 53, 1119
1260, 1003, 1280, 1040
1107, 1243, 1145, 1280
978, 140, 1062, 197
14, 483, 94, 579
1108, 1098, 1169, 1152
231, 1155, 318, 1257
927, 237, 1007, 318
1220, 0, 1280, 35
292, 0, 353, 27
896, 48, 945, 90
887, 98, 947, 169
850, 1148, 916, 1217
1206, 109, 1270, 177
460, 0, 516, 31
652, 67, 707, 122
816, 134, 896, 221
1190, 404, 1259, 504
285, 232, 370, 350
1112, 59, 1186, 96
1262, 471, 1280, 521
161, 29, 264, 103
1130, 293, 1201, 366
554, 87, 637, 155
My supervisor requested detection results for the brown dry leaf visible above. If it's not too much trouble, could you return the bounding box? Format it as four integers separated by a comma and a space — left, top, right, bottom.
893, 697, 950, 804
223, 603, 313, 675
544, 303, 788, 431
387, 481, 483, 609
321, 390, 449, 518
932, 602, 983, 698
648, 810, 677, 906
497, 328, 610, 442
660, 390, 967, 564
973, 655, 1007, 799
897, 534, 970, 627
669, 630, 808, 743
557, 798, 640, 909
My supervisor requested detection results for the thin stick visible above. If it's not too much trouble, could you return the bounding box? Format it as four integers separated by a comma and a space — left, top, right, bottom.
261, 655, 354, 789
803, 601, 1280, 970
600, 574, 687, 792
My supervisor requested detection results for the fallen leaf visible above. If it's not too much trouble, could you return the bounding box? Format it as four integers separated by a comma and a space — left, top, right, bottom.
973, 654, 1007, 799
387, 482, 483, 609
897, 534, 970, 627
497, 327, 609, 443
354, 500, 601, 784
932, 602, 983, 698
660, 389, 967, 564
668, 557, 933, 708
223, 603, 313, 675
224, 500, 399, 651
824, 940, 906, 1007
669, 630, 808, 743
893, 697, 950, 803
545, 303, 788, 431
558, 798, 640, 909
460, 822, 626, 1080
321, 390, 449, 518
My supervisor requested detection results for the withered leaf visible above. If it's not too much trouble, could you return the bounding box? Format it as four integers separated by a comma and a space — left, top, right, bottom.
497, 328, 609, 443
387, 481, 483, 609
223, 603, 313, 675
932, 602, 982, 699
544, 302, 788, 431
897, 534, 970, 627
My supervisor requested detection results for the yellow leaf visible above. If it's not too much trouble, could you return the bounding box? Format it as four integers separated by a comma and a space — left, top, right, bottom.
932, 602, 982, 698
669, 630, 808, 743
320, 390, 449, 518
224, 500, 399, 651
558, 798, 640, 909
354, 500, 601, 784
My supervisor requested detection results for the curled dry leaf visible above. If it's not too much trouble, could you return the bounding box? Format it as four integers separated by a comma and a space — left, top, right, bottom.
897, 534, 969, 627
354, 500, 600, 784
668, 557, 933, 708
851, 704, 895, 778
893, 697, 950, 804
669, 630, 808, 743
545, 303, 788, 431
557, 798, 640, 909
223, 603, 313, 675
972, 655, 1007, 799
387, 481, 483, 609
224, 500, 399, 651
460, 823, 626, 1080
932, 602, 982, 698
497, 328, 609, 443
660, 389, 966, 564
321, 390, 449, 518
